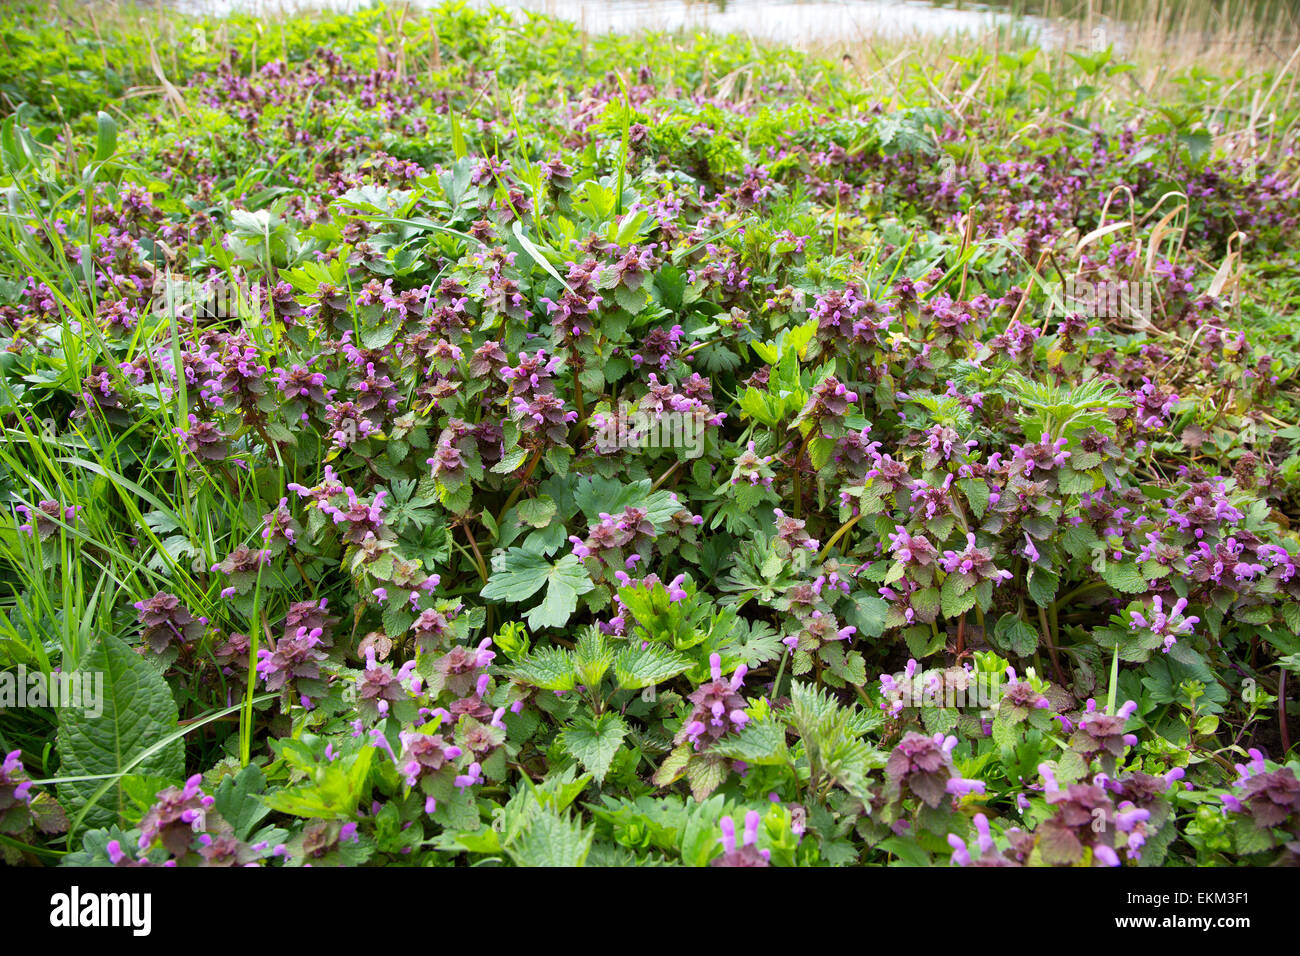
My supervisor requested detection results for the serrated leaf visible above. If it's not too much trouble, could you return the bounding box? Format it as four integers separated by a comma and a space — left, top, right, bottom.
1281, 602, 1300, 637
492, 447, 528, 474
515, 495, 556, 529
940, 575, 977, 617
809, 435, 836, 470
613, 644, 692, 689
1062, 523, 1100, 559
508, 646, 577, 691
1057, 466, 1097, 495
56, 635, 185, 829
845, 593, 890, 638
360, 322, 399, 349
572, 629, 616, 688
710, 718, 789, 765
507, 809, 594, 867
994, 614, 1039, 658
685, 754, 729, 801
958, 477, 990, 518
212, 764, 272, 841
1102, 561, 1148, 594
911, 586, 941, 621
560, 712, 628, 783
1026, 568, 1060, 606
652, 744, 692, 787
572, 476, 680, 528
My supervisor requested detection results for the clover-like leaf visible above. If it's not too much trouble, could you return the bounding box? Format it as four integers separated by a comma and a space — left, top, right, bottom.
481, 546, 594, 631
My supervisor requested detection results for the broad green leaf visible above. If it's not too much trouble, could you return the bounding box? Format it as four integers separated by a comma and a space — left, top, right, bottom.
846, 593, 890, 638
94, 111, 118, 163
957, 477, 990, 519
572, 629, 616, 688
1102, 561, 1148, 594
709, 718, 789, 765
480, 547, 594, 631
515, 495, 557, 528
940, 575, 976, 617
613, 643, 692, 689
56, 635, 185, 829
212, 764, 273, 841
560, 712, 628, 783
507, 810, 594, 867
508, 646, 577, 691
1026, 568, 1060, 606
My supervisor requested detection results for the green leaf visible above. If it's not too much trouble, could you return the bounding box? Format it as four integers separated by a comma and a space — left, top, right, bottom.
721, 619, 785, 667
515, 495, 556, 529
940, 575, 976, 617
685, 753, 729, 801
957, 478, 990, 519
1179, 129, 1213, 163
613, 643, 692, 689
1236, 605, 1273, 626
572, 477, 680, 528
360, 321, 398, 349
845, 593, 890, 638
1102, 561, 1148, 594
480, 547, 594, 631
1280, 602, 1300, 638
994, 613, 1039, 657
710, 718, 789, 765
512, 221, 571, 291
809, 436, 836, 470
449, 113, 468, 159
507, 809, 594, 867
56, 635, 185, 829
572, 629, 616, 688
1026, 568, 1060, 606
94, 111, 118, 163
1062, 524, 1100, 559
508, 646, 577, 691
492, 447, 528, 474
212, 764, 273, 841
878, 834, 931, 867
560, 712, 628, 783
1057, 466, 1097, 495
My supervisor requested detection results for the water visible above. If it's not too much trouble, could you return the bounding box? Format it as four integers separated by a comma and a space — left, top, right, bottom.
471, 0, 1039, 43
174, 0, 1055, 44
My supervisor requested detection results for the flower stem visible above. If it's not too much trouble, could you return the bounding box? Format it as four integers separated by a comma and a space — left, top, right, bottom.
1038, 604, 1067, 687
496, 447, 542, 524
816, 511, 861, 563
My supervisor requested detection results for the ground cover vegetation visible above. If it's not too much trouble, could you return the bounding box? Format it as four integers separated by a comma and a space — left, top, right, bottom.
1, 1, 1299, 867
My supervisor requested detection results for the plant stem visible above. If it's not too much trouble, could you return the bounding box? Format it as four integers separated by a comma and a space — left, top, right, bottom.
816, 511, 861, 563
463, 521, 489, 585
1038, 604, 1067, 687
771, 647, 791, 702
1280, 667, 1291, 756
495, 447, 542, 524
791, 430, 812, 519
651, 458, 683, 492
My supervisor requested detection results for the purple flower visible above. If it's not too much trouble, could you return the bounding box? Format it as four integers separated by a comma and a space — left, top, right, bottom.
711, 810, 770, 866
